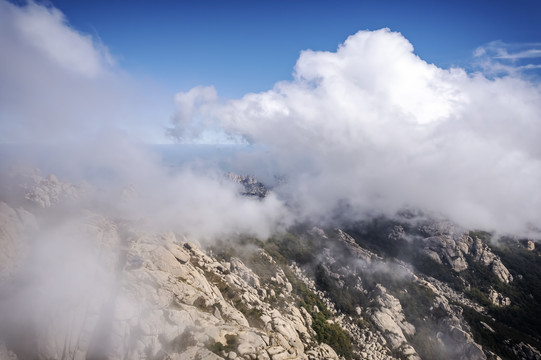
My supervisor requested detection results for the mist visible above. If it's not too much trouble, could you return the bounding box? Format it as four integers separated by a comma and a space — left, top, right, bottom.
0, 2, 287, 355
1, 1, 541, 359
3, 1, 539, 237
170, 29, 541, 236
0, 0, 287, 238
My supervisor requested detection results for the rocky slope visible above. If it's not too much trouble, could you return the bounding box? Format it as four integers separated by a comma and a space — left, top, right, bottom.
0, 204, 336, 359
1, 170, 540, 360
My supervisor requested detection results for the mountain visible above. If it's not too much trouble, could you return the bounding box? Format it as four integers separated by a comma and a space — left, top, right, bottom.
0, 170, 540, 360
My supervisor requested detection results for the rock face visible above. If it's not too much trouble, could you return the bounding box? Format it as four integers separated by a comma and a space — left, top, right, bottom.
422, 232, 513, 284
370, 285, 416, 354
488, 289, 511, 307
471, 237, 513, 284
511, 342, 541, 360
523, 240, 536, 251
15, 169, 83, 208
108, 235, 339, 360
0, 201, 338, 359
1, 170, 540, 360
424, 235, 471, 272
445, 326, 486, 360
0, 202, 36, 281
226, 173, 269, 198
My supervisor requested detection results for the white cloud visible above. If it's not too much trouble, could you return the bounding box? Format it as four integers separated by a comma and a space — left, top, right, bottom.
474, 41, 541, 77
2, 0, 540, 237
0, 0, 288, 240
11, 1, 114, 78
0, 0, 169, 143
168, 85, 219, 142
171, 29, 541, 236
494, 49, 541, 60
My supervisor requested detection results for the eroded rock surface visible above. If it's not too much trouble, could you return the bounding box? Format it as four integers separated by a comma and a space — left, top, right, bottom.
1, 170, 539, 360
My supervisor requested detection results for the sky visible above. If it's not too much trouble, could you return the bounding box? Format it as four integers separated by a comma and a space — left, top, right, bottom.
41, 0, 541, 98
1, 0, 541, 238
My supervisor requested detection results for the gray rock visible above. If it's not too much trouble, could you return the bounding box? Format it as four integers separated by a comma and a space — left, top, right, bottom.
488, 289, 511, 307
512, 342, 541, 360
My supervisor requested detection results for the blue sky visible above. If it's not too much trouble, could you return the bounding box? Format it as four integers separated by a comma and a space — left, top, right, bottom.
47, 0, 541, 98
1, 0, 541, 233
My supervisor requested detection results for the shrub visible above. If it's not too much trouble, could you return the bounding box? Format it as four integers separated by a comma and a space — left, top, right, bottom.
312, 312, 354, 359
206, 334, 239, 355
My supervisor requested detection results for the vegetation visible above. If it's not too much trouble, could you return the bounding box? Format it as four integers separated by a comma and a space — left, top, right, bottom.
312, 312, 354, 359
410, 251, 464, 290
315, 264, 364, 314
460, 305, 530, 360
485, 239, 541, 344
207, 220, 541, 360
426, 234, 541, 357
466, 287, 492, 307
264, 230, 318, 266
209, 232, 356, 358
394, 283, 451, 360
160, 329, 197, 353
344, 217, 410, 258
468, 230, 492, 243
283, 264, 355, 358
344, 218, 467, 291
206, 334, 239, 355
266, 233, 356, 359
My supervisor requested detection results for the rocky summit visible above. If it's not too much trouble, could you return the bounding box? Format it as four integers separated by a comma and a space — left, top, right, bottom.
0, 170, 540, 360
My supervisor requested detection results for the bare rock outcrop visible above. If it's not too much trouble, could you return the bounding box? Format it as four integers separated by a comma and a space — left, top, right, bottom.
488, 289, 511, 307
22, 172, 83, 208
421, 231, 513, 284
370, 284, 420, 360
0, 206, 339, 360
1, 171, 535, 360
471, 237, 513, 284
511, 342, 541, 360
424, 235, 471, 272
0, 202, 36, 281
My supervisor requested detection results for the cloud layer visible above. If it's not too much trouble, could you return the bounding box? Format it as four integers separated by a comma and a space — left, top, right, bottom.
2, 0, 540, 237
0, 0, 172, 144
0, 0, 287, 240
171, 29, 541, 235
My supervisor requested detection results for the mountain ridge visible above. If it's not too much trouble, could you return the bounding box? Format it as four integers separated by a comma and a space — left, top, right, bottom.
0, 170, 540, 360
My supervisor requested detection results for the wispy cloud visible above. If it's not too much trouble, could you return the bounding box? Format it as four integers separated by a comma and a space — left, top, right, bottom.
494, 49, 541, 60
474, 41, 541, 77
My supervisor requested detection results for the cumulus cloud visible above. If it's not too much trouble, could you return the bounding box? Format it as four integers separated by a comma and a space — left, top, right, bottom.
170, 28, 541, 236
2, 0, 540, 238
167, 86, 218, 140
167, 86, 248, 144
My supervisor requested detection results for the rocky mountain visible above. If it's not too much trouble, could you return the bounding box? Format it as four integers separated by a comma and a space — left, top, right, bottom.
0, 170, 540, 360
226, 173, 269, 198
